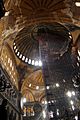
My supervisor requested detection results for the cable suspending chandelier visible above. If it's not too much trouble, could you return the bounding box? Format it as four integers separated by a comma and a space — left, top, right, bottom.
13, 23, 72, 67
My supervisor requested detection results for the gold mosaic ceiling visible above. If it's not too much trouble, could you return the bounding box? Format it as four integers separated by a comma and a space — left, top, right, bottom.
21, 70, 44, 90
21, 70, 45, 102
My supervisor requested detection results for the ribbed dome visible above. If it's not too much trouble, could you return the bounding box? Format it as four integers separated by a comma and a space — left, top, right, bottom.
13, 22, 72, 66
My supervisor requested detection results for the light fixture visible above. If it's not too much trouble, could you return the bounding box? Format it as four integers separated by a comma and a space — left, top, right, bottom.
42, 101, 45, 104
72, 105, 75, 110
69, 35, 72, 39
78, 50, 80, 56
46, 86, 50, 90
5, 11, 10, 16
63, 79, 66, 82
14, 42, 15, 45
77, 62, 79, 66
44, 101, 47, 105
23, 97, 26, 103
36, 86, 39, 90
51, 100, 54, 103
75, 2, 80, 7
69, 32, 71, 35
75, 116, 78, 120
70, 100, 74, 105
77, 56, 80, 61
66, 91, 72, 97
48, 101, 51, 104
57, 109, 59, 116
29, 84, 31, 87
72, 91, 75, 96
43, 110, 46, 119
49, 111, 53, 118
32, 112, 35, 116
73, 83, 79, 88
56, 83, 60, 87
